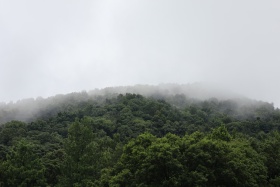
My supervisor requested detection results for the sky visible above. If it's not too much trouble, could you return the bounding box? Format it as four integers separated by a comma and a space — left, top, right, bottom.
0, 0, 280, 107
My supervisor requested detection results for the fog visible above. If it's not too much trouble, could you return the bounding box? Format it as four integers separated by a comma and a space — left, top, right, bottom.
1, 1, 280, 107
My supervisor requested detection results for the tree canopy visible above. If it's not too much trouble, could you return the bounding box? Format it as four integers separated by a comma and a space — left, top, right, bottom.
0, 92, 280, 186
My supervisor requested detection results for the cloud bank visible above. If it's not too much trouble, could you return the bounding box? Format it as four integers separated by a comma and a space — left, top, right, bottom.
0, 0, 279, 106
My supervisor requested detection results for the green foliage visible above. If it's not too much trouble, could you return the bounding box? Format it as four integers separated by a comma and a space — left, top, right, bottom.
59, 120, 99, 186
110, 133, 183, 187
0, 93, 280, 186
261, 131, 280, 185
109, 127, 267, 187
183, 130, 267, 186
0, 139, 46, 186
210, 124, 232, 141
0, 121, 27, 146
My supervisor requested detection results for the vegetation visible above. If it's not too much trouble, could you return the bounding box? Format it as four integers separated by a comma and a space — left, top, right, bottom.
0, 88, 280, 186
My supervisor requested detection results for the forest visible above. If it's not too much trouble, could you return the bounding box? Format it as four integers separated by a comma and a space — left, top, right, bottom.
0, 85, 280, 186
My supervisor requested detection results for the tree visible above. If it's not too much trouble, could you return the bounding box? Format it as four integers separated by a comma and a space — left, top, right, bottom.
261, 131, 280, 185
181, 129, 267, 186
59, 119, 99, 186
110, 133, 184, 187
0, 121, 27, 146
1, 139, 46, 186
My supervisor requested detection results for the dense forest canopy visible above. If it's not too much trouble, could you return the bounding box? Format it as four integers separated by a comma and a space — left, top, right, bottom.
0, 85, 280, 186
0, 84, 276, 125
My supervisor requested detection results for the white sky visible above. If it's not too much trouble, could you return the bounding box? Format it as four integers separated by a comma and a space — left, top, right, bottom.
0, 0, 280, 106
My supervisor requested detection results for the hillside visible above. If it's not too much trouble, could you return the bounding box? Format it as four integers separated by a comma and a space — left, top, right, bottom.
0, 85, 280, 186
0, 84, 276, 124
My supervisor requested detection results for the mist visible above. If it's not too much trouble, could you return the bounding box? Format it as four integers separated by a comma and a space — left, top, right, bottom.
1, 1, 280, 107
0, 83, 275, 125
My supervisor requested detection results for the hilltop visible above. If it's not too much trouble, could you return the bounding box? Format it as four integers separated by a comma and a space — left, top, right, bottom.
0, 86, 280, 186
0, 83, 275, 124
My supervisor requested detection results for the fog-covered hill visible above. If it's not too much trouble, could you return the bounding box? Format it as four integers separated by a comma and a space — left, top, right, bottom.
0, 84, 277, 125
1, 88, 280, 186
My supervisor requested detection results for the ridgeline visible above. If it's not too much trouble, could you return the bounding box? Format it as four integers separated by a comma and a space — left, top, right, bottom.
0, 85, 280, 186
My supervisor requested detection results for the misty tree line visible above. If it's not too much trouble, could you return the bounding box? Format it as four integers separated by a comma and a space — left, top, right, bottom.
0, 92, 280, 186
1, 84, 274, 125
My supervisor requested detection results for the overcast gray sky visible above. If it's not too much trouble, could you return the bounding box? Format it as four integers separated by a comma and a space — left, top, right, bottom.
0, 0, 280, 106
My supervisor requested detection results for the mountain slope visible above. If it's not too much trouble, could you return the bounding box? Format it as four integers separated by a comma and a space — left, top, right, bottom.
0, 84, 276, 124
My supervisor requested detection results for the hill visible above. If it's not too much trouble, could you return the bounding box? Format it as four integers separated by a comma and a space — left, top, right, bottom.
0, 83, 276, 124
0, 85, 280, 186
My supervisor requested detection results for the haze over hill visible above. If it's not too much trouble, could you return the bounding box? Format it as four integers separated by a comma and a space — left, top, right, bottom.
1, 83, 280, 186
1, 1, 280, 107
0, 84, 276, 125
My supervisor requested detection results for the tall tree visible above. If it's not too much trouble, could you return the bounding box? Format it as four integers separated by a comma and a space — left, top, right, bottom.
0, 139, 46, 186
59, 119, 99, 186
